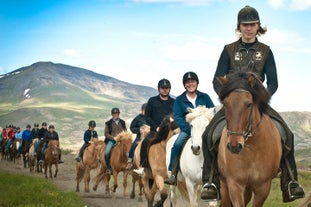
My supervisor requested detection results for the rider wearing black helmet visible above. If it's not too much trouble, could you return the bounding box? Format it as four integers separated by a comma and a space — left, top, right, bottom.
164, 71, 214, 185
75, 120, 98, 162
39, 124, 64, 164
201, 5, 305, 202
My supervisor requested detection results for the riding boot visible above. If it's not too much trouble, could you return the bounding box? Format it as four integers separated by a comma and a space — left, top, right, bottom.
164, 169, 177, 185
201, 109, 224, 201
280, 156, 305, 202
58, 149, 64, 164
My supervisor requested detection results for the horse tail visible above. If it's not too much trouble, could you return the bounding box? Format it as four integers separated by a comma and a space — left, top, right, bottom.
177, 181, 189, 201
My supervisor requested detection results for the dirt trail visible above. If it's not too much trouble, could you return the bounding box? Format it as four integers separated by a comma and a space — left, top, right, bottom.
0, 153, 211, 207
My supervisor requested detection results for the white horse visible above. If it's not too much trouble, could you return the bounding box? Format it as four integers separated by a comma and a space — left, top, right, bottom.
166, 105, 215, 207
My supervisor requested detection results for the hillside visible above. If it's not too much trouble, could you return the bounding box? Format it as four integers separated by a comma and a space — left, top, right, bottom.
0, 62, 158, 148
0, 62, 310, 156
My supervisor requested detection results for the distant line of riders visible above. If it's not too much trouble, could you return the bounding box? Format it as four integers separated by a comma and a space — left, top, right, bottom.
0, 122, 63, 164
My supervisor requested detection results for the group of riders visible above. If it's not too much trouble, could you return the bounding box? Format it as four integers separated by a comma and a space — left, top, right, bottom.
0, 5, 306, 204
0, 122, 63, 165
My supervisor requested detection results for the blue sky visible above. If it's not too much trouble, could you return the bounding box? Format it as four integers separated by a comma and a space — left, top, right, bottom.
1, 0, 310, 112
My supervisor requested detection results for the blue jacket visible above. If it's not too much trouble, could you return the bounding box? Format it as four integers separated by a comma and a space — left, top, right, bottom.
173, 90, 214, 135
84, 129, 98, 144
22, 130, 32, 142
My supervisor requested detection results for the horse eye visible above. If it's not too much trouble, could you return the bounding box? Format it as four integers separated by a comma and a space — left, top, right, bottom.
247, 103, 253, 109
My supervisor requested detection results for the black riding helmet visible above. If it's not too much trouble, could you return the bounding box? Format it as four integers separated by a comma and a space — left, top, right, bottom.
158, 79, 171, 88
111, 107, 120, 114
183, 71, 199, 85
238, 5, 260, 25
42, 122, 47, 126
88, 120, 96, 128
48, 124, 55, 129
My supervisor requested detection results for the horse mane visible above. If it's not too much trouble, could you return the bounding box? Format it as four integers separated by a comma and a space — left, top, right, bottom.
150, 114, 177, 145
218, 72, 271, 113
185, 106, 215, 124
114, 131, 133, 142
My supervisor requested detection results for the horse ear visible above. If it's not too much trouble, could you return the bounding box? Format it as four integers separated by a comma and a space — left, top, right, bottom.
216, 76, 228, 86
247, 74, 256, 88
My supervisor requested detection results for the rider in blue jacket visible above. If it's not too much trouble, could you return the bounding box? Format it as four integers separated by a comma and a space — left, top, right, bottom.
164, 71, 214, 185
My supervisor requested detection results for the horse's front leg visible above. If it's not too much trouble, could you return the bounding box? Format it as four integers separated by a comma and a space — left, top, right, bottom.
84, 167, 91, 192
130, 173, 136, 199
54, 163, 58, 178
185, 178, 198, 207
141, 177, 155, 207
153, 175, 167, 207
227, 180, 245, 207
111, 170, 118, 193
49, 164, 53, 178
122, 170, 129, 197
252, 181, 272, 207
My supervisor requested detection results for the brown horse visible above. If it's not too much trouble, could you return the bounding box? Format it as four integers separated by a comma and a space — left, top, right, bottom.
28, 138, 39, 172
130, 124, 151, 201
216, 72, 282, 207
94, 131, 133, 196
44, 140, 60, 179
75, 138, 103, 192
134, 115, 178, 207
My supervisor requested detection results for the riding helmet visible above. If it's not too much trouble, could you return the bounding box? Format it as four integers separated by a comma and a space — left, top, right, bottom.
158, 79, 171, 88
183, 71, 199, 85
34, 123, 39, 127
26, 124, 31, 129
88, 120, 96, 128
111, 107, 120, 114
42, 122, 47, 126
48, 124, 55, 129
238, 5, 260, 24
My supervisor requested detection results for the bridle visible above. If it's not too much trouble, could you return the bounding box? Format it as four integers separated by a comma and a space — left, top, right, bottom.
226, 89, 262, 142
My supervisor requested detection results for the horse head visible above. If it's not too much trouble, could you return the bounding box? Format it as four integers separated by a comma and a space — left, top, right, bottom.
217, 72, 270, 154
115, 131, 133, 153
186, 106, 215, 155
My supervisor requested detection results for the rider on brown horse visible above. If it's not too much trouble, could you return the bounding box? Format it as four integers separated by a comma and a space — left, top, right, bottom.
201, 5, 305, 203
75, 120, 98, 162
38, 124, 63, 164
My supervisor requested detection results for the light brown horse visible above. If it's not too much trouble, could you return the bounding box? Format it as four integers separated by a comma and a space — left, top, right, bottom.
130, 124, 151, 201
75, 138, 104, 192
133, 115, 178, 207
94, 131, 133, 196
44, 140, 60, 179
216, 72, 282, 207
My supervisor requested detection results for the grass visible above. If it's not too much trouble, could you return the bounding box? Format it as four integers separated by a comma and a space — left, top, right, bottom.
0, 172, 85, 207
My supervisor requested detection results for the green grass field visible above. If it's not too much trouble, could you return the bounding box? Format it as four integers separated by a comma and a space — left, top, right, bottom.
0, 172, 85, 207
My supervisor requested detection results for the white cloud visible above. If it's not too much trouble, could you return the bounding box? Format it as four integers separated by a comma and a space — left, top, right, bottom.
268, 0, 311, 10
62, 48, 80, 57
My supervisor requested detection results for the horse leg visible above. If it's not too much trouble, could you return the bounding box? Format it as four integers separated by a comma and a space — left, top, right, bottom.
111, 171, 118, 193
123, 170, 129, 197
84, 167, 91, 192
44, 163, 48, 179
185, 178, 198, 207
130, 173, 136, 199
220, 180, 231, 207
105, 175, 111, 195
54, 163, 58, 178
169, 185, 177, 207
153, 175, 167, 207
142, 177, 155, 207
49, 164, 53, 178
138, 177, 144, 202
76, 164, 82, 192
252, 181, 272, 207
227, 181, 245, 207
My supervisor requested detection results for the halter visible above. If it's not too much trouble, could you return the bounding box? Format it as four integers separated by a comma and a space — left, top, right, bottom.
226, 89, 262, 142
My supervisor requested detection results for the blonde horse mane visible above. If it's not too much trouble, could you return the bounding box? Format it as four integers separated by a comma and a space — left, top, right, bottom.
185, 105, 215, 124
114, 131, 133, 142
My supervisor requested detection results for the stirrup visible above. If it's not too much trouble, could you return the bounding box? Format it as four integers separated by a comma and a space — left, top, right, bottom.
288, 180, 305, 199
201, 183, 220, 201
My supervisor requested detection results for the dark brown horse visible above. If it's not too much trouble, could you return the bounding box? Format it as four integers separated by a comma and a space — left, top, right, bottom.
44, 140, 59, 179
217, 72, 282, 207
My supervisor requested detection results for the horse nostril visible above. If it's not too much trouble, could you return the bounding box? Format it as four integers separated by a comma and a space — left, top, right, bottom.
227, 143, 231, 151
237, 143, 243, 152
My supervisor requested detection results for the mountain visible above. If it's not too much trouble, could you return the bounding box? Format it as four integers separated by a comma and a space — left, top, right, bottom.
0, 61, 158, 149
0, 62, 310, 156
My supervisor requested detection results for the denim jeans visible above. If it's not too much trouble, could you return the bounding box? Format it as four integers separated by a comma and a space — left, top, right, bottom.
128, 136, 141, 160
168, 131, 189, 171
104, 139, 116, 170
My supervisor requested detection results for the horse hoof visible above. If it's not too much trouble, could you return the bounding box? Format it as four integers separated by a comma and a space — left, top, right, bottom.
130, 193, 135, 199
